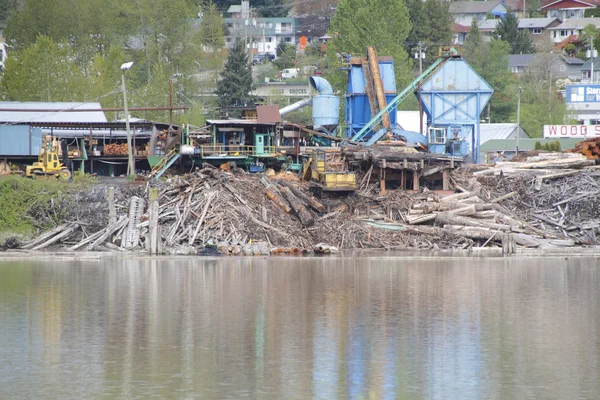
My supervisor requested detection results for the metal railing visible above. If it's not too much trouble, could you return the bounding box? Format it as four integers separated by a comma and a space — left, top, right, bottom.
199, 145, 278, 158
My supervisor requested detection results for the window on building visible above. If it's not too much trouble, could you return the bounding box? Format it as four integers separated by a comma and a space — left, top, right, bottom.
284, 36, 292, 43
583, 70, 590, 78
259, 22, 265, 28
553, 31, 557, 38
560, 64, 566, 71
560, 30, 567, 36
533, 28, 542, 34
266, 37, 272, 42
590, 119, 600, 125
428, 128, 446, 144
511, 67, 519, 73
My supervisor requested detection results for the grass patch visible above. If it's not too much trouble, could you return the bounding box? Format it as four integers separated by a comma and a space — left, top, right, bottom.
0, 174, 96, 236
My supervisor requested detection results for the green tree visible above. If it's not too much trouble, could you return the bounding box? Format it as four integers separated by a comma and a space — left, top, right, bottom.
405, 0, 453, 69
518, 56, 572, 138
325, 0, 412, 96
464, 28, 515, 122
492, 10, 534, 54
0, 0, 17, 21
215, 38, 254, 111
0, 36, 88, 101
194, 1, 227, 87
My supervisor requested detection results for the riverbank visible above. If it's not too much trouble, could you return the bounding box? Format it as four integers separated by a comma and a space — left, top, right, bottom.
2, 152, 600, 256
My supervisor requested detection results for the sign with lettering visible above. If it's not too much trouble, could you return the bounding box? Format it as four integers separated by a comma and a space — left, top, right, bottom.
543, 125, 600, 138
565, 85, 600, 102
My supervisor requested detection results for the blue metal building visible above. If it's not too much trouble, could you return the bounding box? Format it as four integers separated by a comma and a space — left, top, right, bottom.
417, 58, 493, 163
345, 57, 398, 138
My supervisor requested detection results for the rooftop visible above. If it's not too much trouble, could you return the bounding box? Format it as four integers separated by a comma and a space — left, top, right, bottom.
547, 18, 600, 30
480, 123, 529, 144
449, 0, 505, 14
0, 102, 107, 124
479, 17, 559, 31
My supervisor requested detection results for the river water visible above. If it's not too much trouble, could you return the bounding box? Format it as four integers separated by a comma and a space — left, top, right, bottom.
0, 255, 599, 399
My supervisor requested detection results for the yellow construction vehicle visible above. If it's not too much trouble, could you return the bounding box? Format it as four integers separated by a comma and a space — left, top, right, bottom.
26, 138, 71, 180
303, 150, 356, 195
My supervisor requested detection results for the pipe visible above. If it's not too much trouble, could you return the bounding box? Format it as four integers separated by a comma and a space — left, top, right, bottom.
279, 98, 312, 116
309, 76, 333, 95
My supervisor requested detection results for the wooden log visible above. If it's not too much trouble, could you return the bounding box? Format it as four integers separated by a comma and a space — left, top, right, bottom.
440, 192, 471, 202
32, 224, 79, 250
278, 181, 326, 212
148, 187, 160, 255
436, 214, 511, 231
22, 224, 69, 249
280, 186, 314, 226
86, 217, 129, 251
189, 191, 216, 245
260, 176, 291, 213
491, 191, 517, 203
265, 188, 291, 213
406, 213, 438, 225
446, 204, 477, 216
70, 226, 110, 250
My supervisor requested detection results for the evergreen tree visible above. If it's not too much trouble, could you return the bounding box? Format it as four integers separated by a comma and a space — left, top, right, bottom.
492, 10, 534, 54
215, 38, 254, 110
463, 22, 516, 123
325, 0, 413, 95
405, 0, 453, 69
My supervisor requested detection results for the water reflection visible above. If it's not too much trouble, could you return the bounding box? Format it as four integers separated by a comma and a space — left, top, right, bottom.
0, 256, 599, 399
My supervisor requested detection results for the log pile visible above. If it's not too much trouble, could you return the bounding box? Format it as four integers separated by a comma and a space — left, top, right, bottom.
10, 151, 600, 255
566, 138, 600, 160
104, 143, 129, 156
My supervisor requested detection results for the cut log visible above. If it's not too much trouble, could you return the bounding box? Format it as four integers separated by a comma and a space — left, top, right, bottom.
32, 224, 80, 251
189, 191, 216, 245
436, 214, 511, 231
22, 224, 69, 249
280, 186, 314, 226
278, 181, 326, 212
86, 217, 129, 251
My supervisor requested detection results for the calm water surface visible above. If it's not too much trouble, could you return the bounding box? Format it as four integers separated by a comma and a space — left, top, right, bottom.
0, 255, 599, 399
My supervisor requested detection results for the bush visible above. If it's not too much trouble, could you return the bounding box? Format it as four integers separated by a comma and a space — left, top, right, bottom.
0, 174, 95, 235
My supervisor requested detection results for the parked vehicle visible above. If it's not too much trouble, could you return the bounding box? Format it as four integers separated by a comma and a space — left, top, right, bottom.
252, 53, 275, 65
279, 68, 299, 79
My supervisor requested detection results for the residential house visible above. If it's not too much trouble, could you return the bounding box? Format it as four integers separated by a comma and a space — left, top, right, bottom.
452, 23, 470, 45
449, 1, 508, 26
508, 54, 584, 80
579, 59, 600, 82
224, 1, 297, 56
478, 17, 560, 41
540, 0, 600, 21
0, 43, 7, 71
504, 0, 526, 17
295, 17, 330, 47
547, 18, 600, 43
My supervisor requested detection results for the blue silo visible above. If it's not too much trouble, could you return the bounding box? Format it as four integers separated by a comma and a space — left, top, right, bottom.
309, 76, 339, 131
344, 57, 398, 139
417, 57, 493, 163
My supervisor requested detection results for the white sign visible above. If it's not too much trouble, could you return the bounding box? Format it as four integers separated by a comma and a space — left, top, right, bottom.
543, 125, 600, 138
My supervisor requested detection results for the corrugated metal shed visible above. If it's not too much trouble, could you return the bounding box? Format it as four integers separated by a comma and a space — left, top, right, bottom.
0, 102, 107, 124
480, 138, 582, 152
0, 125, 42, 156
480, 123, 529, 144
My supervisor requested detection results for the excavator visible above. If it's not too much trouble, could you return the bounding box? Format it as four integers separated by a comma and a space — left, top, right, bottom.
26, 138, 71, 180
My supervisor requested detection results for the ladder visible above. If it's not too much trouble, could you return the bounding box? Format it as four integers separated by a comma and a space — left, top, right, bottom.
151, 148, 180, 180
350, 57, 448, 143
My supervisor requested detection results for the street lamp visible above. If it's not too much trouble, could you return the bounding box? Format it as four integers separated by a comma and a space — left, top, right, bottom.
120, 62, 134, 180
516, 86, 522, 155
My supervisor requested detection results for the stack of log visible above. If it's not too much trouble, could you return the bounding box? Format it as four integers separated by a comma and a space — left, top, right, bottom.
104, 143, 129, 156
398, 190, 573, 251
566, 138, 600, 160
474, 153, 595, 177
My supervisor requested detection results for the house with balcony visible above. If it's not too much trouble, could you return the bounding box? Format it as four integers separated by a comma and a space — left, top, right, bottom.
508, 53, 584, 80
449, 0, 508, 26
224, 1, 297, 56
540, 0, 600, 21
547, 18, 600, 43
478, 17, 560, 41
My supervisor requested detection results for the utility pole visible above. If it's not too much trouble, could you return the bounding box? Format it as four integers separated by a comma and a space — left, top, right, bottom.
120, 62, 135, 180
415, 42, 424, 74
262, 27, 266, 55
248, 8, 254, 64
591, 36, 595, 83
516, 86, 522, 155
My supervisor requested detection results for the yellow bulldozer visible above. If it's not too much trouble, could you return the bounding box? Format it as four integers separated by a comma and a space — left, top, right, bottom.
26, 138, 71, 180
302, 150, 356, 195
